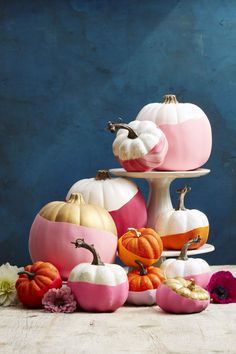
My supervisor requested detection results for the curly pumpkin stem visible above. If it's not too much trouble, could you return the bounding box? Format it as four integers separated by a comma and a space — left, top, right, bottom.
127, 228, 142, 238
95, 170, 111, 181
71, 238, 105, 266
163, 94, 178, 104
18, 271, 35, 280
135, 260, 148, 276
175, 186, 191, 211
178, 236, 202, 261
107, 121, 138, 139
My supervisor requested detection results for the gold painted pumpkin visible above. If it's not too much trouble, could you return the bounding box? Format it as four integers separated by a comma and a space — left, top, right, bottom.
29, 193, 118, 279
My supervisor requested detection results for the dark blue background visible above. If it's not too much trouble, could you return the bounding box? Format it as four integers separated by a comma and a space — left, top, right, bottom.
1, 0, 236, 266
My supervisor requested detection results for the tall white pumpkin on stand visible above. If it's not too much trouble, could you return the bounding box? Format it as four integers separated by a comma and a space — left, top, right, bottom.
136, 94, 212, 171
66, 170, 147, 237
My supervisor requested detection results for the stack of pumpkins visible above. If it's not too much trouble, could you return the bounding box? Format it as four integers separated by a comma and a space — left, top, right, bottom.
26, 94, 212, 313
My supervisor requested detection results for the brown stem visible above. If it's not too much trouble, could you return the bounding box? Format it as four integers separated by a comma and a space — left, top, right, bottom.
163, 94, 178, 104
18, 271, 35, 280
135, 260, 148, 276
178, 236, 202, 261
67, 193, 85, 205
187, 279, 196, 291
71, 238, 105, 266
127, 228, 142, 237
107, 121, 138, 139
95, 170, 111, 181
175, 186, 191, 211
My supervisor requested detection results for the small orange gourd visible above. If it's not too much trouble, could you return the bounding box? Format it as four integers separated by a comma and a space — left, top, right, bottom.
118, 227, 163, 267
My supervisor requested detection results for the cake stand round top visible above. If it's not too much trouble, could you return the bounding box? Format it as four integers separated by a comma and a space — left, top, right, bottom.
109, 168, 210, 179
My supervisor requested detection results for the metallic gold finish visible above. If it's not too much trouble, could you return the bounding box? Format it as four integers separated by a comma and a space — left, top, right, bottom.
39, 193, 117, 235
163, 277, 210, 301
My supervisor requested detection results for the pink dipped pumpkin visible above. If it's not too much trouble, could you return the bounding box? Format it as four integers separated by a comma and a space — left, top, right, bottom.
29, 193, 118, 280
66, 170, 147, 237
136, 94, 212, 171
156, 277, 210, 314
68, 239, 128, 312
107, 120, 168, 172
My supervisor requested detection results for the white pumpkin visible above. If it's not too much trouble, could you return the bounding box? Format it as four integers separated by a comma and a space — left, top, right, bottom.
136, 94, 212, 171
160, 237, 211, 288
107, 120, 168, 172
67, 239, 128, 312
155, 186, 209, 250
66, 170, 147, 237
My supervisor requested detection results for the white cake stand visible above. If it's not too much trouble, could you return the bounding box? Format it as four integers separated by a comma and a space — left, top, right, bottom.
109, 167, 214, 258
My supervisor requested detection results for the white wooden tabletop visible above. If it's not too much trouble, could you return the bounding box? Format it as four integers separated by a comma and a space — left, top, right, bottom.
1, 265, 236, 354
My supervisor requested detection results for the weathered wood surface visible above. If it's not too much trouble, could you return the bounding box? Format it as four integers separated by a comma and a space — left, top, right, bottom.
1, 265, 236, 354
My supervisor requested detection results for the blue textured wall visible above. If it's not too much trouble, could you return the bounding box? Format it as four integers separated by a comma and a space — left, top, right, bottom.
1, 0, 236, 266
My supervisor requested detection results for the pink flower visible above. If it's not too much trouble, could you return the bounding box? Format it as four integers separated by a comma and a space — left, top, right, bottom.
207, 271, 236, 304
42, 286, 77, 313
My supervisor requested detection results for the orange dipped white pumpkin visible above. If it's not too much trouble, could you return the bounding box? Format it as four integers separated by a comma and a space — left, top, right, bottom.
136, 94, 212, 171
118, 227, 163, 267
155, 186, 209, 250
66, 170, 147, 237
29, 193, 118, 280
107, 120, 168, 172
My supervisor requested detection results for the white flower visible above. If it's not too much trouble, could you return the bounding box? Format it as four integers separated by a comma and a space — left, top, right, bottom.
0, 263, 21, 306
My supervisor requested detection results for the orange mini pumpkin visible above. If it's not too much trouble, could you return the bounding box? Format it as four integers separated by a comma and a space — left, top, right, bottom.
118, 227, 163, 267
127, 260, 165, 305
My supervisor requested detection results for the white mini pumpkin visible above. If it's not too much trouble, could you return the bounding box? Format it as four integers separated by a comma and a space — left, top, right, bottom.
107, 120, 168, 172
160, 237, 211, 288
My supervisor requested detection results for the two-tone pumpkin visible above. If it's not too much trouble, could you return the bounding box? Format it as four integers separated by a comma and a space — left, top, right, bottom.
136, 94, 212, 171
66, 170, 147, 237
29, 193, 118, 280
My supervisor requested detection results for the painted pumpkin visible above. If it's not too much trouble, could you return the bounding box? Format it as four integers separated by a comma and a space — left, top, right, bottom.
68, 239, 128, 312
16, 261, 62, 308
29, 193, 118, 280
107, 120, 168, 172
160, 237, 211, 288
136, 94, 212, 171
66, 170, 147, 237
118, 227, 163, 267
155, 186, 209, 250
156, 277, 210, 314
127, 260, 165, 305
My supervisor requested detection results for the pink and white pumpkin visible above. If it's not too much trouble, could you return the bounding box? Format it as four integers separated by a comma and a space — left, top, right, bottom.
68, 239, 128, 312
160, 237, 211, 289
136, 94, 212, 171
66, 170, 147, 237
29, 193, 118, 280
156, 277, 210, 314
107, 120, 168, 172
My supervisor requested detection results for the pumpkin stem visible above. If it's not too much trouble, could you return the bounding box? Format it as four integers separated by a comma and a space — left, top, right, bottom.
71, 238, 105, 266
67, 193, 86, 205
163, 94, 178, 104
95, 170, 111, 181
178, 236, 201, 261
175, 186, 191, 211
187, 279, 196, 291
107, 121, 138, 139
135, 260, 148, 276
127, 228, 142, 238
18, 270, 35, 281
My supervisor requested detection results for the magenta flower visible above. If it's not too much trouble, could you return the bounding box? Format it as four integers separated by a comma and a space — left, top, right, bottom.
42, 286, 77, 313
207, 271, 236, 304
